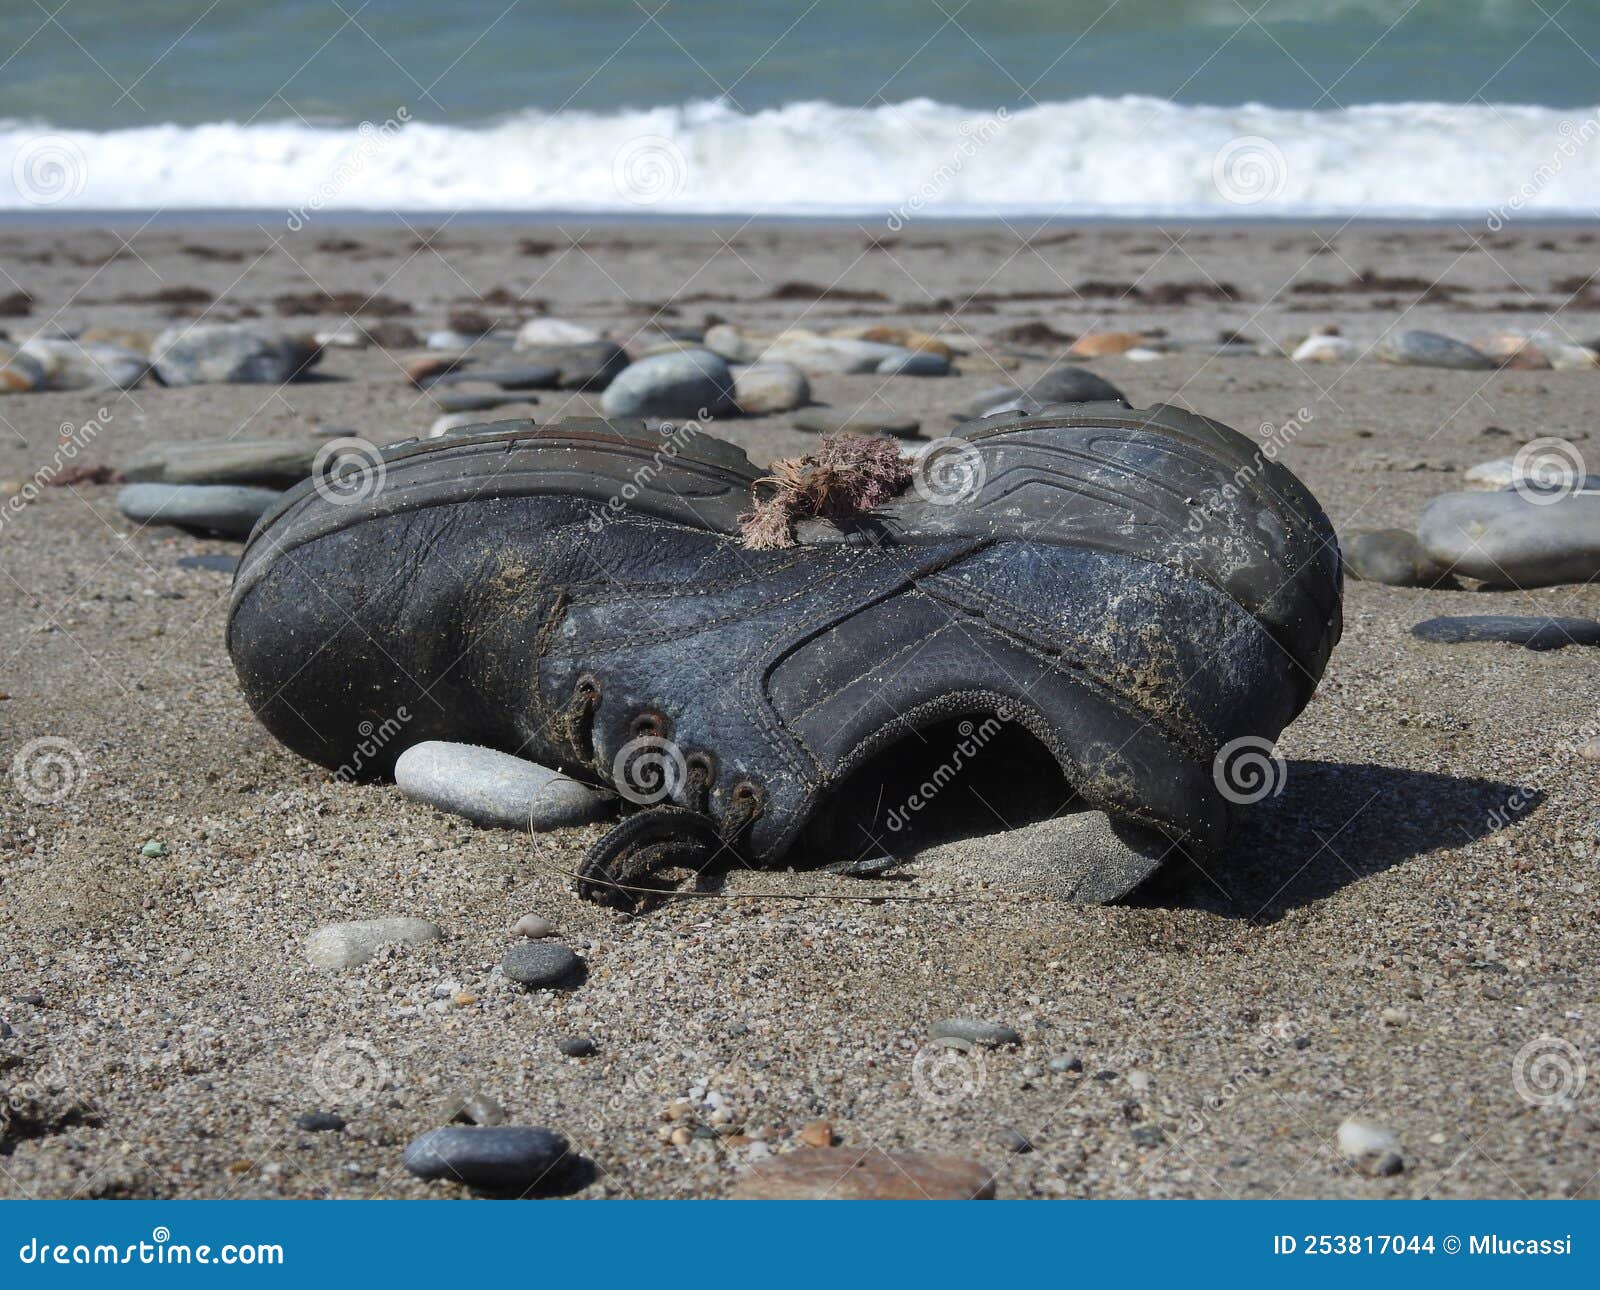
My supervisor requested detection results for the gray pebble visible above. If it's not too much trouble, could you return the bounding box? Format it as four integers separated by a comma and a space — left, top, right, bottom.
600, 348, 735, 419
294, 1111, 346, 1132
1376, 329, 1494, 370
435, 364, 559, 391
1001, 1128, 1034, 1154
1344, 528, 1455, 588
402, 1125, 569, 1191
432, 391, 522, 413
1418, 490, 1600, 588
931, 1018, 1022, 1048
876, 350, 951, 377
394, 741, 615, 830
152, 323, 319, 386
557, 1036, 597, 1057
1049, 1055, 1084, 1073
1411, 615, 1600, 650
116, 483, 282, 539
123, 438, 321, 489
501, 942, 583, 988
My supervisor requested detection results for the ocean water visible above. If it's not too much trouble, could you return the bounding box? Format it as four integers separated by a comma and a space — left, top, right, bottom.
1, 0, 1597, 217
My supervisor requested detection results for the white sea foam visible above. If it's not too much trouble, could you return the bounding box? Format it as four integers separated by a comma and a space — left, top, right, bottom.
2, 96, 1597, 218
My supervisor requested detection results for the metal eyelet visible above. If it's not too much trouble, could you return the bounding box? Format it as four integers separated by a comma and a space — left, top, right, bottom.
630, 709, 667, 739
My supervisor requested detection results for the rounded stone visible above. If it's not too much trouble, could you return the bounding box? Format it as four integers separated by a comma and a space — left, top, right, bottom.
123, 438, 322, 489
930, 1018, 1022, 1048
733, 362, 810, 414
152, 323, 320, 386
516, 317, 601, 347
600, 348, 735, 419
402, 1125, 569, 1191
1410, 615, 1600, 650
305, 917, 444, 970
501, 942, 583, 988
513, 914, 556, 939
116, 482, 283, 539
1375, 329, 1494, 370
1029, 366, 1128, 405
294, 1111, 346, 1132
557, 1035, 597, 1057
394, 741, 614, 830
875, 350, 950, 377
1417, 491, 1600, 588
1343, 528, 1454, 588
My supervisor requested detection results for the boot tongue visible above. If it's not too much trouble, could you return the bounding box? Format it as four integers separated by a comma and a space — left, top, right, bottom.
740, 435, 914, 550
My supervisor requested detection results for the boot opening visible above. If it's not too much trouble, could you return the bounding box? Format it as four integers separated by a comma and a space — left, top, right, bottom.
803, 713, 1078, 862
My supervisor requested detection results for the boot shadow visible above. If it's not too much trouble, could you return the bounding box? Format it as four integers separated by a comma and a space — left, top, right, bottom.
1137, 760, 1541, 922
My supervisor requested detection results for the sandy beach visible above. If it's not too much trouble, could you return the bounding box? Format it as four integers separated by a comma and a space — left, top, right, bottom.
1, 218, 1597, 1200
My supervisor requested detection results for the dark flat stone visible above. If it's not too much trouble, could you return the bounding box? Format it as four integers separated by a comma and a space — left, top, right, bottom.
501, 941, 584, 988
402, 1125, 569, 1191
177, 554, 240, 574
1411, 615, 1600, 650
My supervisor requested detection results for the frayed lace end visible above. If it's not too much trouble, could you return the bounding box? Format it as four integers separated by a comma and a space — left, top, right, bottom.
739, 435, 914, 549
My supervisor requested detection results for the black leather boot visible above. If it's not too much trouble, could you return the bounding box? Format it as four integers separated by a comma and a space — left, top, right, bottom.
227, 406, 1341, 908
